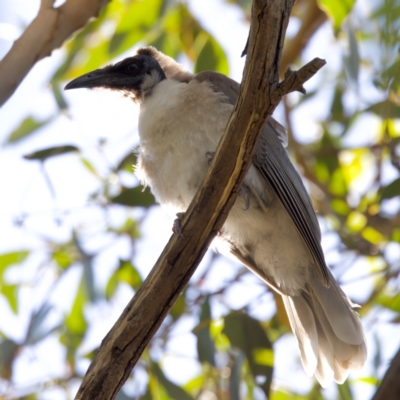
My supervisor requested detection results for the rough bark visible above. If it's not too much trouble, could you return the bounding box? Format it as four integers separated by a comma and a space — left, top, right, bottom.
372, 347, 400, 400
0, 0, 110, 106
74, 1, 325, 399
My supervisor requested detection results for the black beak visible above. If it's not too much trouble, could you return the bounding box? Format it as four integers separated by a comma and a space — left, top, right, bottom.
64, 69, 110, 90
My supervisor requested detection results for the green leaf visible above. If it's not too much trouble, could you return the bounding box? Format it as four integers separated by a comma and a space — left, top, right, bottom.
362, 226, 384, 245
51, 82, 68, 110
170, 290, 186, 321
253, 348, 274, 367
329, 168, 347, 196
0, 251, 29, 272
194, 33, 229, 75
1, 285, 18, 313
346, 211, 367, 232
80, 157, 100, 177
59, 329, 84, 373
230, 351, 245, 400
105, 259, 142, 299
223, 312, 273, 397
377, 291, 400, 312
318, 0, 355, 32
65, 280, 88, 334
109, 217, 140, 239
23, 145, 80, 161
343, 23, 359, 86
183, 374, 205, 393
108, 0, 164, 57
317, 131, 340, 174
330, 85, 345, 122
115, 151, 138, 173
357, 376, 378, 385
52, 10, 105, 81
392, 227, 400, 243
72, 233, 97, 302
381, 178, 400, 200
109, 186, 156, 207
0, 251, 29, 313
53, 250, 74, 269
26, 303, 59, 345
5, 116, 52, 144
337, 379, 354, 400
0, 339, 19, 380
152, 362, 194, 400
51, 239, 80, 270
331, 198, 351, 216
382, 59, 400, 91
366, 100, 400, 120
193, 296, 216, 366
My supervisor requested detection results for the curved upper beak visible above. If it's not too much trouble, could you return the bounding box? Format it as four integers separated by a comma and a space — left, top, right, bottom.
64, 69, 109, 90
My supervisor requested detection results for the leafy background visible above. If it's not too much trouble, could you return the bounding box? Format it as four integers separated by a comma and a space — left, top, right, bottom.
0, 0, 399, 399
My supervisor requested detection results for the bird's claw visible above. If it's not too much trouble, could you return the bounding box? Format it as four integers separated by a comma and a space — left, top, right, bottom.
172, 212, 185, 238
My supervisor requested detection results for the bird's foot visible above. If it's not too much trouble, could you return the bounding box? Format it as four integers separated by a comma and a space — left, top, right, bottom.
205, 151, 215, 165
172, 212, 185, 238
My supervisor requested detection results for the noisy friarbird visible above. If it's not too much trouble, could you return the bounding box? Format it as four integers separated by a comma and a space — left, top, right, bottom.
65, 47, 367, 386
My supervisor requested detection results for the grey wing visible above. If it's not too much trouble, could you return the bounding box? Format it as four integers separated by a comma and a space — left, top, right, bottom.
194, 71, 288, 147
254, 126, 330, 286
195, 70, 330, 286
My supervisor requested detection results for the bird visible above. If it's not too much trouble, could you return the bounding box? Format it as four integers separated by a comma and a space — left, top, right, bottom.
65, 46, 367, 387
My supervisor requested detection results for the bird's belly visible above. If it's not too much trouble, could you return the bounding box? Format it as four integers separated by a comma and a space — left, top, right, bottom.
220, 196, 313, 294
137, 148, 209, 212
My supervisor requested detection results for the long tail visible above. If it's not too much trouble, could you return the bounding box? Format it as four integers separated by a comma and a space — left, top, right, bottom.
282, 270, 367, 387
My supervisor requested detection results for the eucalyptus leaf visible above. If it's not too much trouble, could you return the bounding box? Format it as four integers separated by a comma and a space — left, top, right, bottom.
381, 177, 400, 199
223, 312, 273, 397
110, 186, 155, 207
23, 145, 79, 161
5, 116, 52, 145
65, 280, 88, 335
193, 296, 216, 366
318, 0, 355, 32
366, 100, 400, 119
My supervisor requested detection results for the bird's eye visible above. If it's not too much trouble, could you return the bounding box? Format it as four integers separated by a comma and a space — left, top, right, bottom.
127, 63, 139, 73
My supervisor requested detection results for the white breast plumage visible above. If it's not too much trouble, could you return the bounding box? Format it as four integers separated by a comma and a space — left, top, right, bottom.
136, 79, 233, 212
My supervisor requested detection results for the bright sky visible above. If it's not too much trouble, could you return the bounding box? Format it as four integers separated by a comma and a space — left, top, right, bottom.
0, 1, 399, 399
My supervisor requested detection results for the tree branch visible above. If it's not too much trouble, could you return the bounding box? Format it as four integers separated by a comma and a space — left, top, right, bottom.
74, 1, 325, 398
0, 0, 110, 106
372, 347, 400, 400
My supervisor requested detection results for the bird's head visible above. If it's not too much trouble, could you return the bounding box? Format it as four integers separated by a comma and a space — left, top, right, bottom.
64, 53, 166, 101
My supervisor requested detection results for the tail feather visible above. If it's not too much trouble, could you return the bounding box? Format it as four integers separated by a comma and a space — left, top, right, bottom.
333, 358, 351, 384
309, 270, 364, 345
282, 295, 318, 376
282, 271, 367, 387
314, 324, 334, 387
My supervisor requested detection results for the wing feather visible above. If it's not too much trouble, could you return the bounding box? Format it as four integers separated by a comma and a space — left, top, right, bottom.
195, 70, 330, 286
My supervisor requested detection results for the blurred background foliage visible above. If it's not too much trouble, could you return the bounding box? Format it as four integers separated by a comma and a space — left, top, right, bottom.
0, 0, 400, 399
